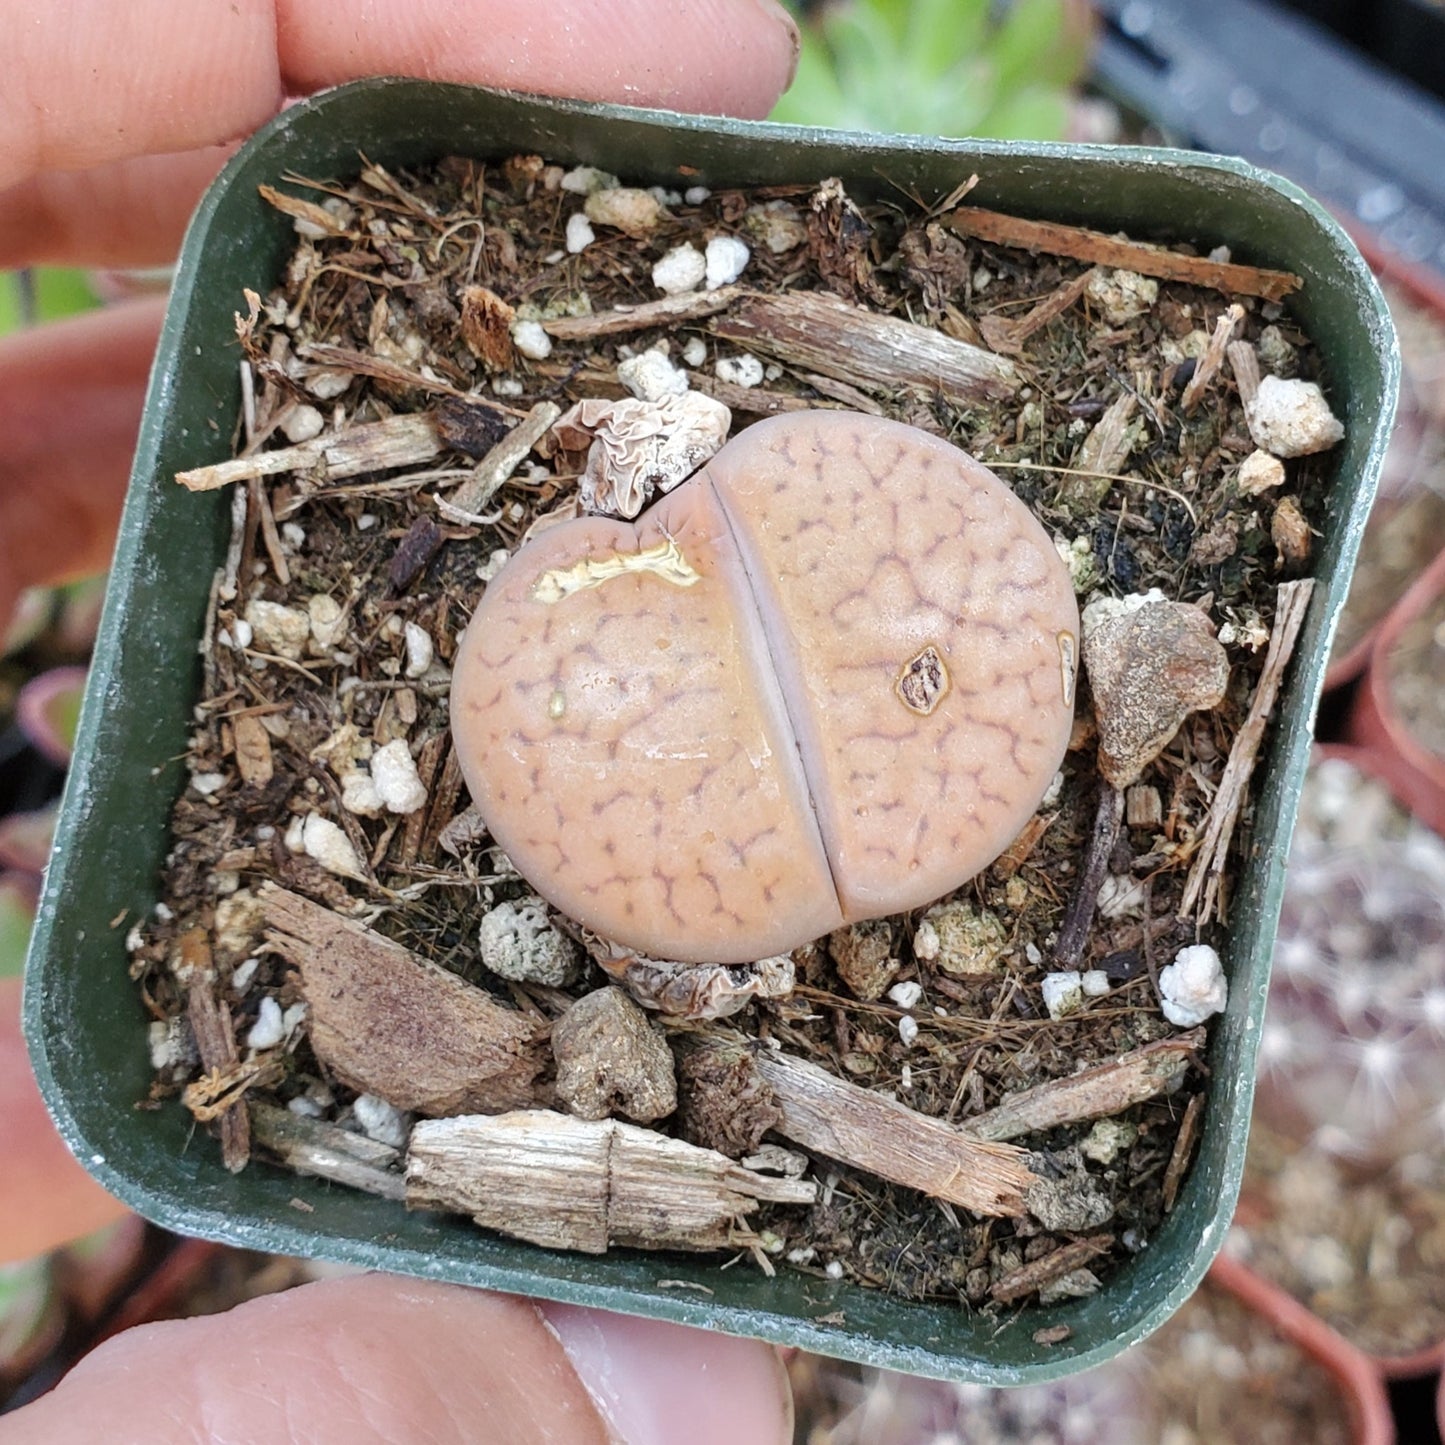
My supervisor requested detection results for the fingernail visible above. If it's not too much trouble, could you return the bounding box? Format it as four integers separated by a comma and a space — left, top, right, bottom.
540, 1302, 793, 1445
750, 0, 802, 90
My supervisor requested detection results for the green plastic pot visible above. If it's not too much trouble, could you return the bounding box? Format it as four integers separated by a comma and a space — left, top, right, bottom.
23, 79, 1398, 1384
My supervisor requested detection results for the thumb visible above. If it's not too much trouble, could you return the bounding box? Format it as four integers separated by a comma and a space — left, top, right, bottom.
0, 1273, 794, 1444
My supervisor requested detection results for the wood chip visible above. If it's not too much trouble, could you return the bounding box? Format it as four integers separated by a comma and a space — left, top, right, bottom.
262, 886, 548, 1115
232, 712, 275, 787
962, 1031, 1204, 1142
1227, 340, 1263, 406
979, 268, 1097, 355
441, 399, 560, 519
250, 1101, 406, 1200
710, 289, 1019, 405
541, 286, 743, 339
944, 206, 1302, 302
754, 1049, 1036, 1217
991, 1235, 1114, 1303
180, 928, 251, 1171
405, 1110, 816, 1254
1180, 304, 1245, 413
1181, 579, 1316, 921
1162, 1091, 1205, 1212
176, 412, 442, 492
258, 184, 350, 236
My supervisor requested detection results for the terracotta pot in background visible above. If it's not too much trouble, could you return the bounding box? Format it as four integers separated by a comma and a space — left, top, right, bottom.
1209, 1251, 1394, 1445
1348, 544, 1445, 836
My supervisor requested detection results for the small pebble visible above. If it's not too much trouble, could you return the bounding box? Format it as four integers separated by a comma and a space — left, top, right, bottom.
370, 739, 427, 815
897, 1014, 919, 1047
1244, 375, 1345, 457
403, 621, 434, 679
1237, 448, 1286, 495
281, 522, 306, 550
552, 986, 677, 1123
684, 185, 712, 205
352, 1093, 410, 1149
1042, 971, 1085, 1019
704, 235, 750, 289
244, 599, 310, 660
560, 165, 618, 195
1082, 594, 1229, 788
230, 957, 261, 994
584, 186, 668, 237
1086, 268, 1158, 325
300, 814, 365, 879
681, 335, 708, 368
511, 319, 553, 361
1159, 943, 1228, 1027
652, 243, 707, 295
280, 403, 325, 444
1081, 969, 1111, 997
307, 594, 345, 651
564, 212, 596, 254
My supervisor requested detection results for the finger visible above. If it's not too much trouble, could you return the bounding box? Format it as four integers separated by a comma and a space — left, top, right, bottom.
0, 978, 130, 1264
275, 0, 800, 121
0, 147, 234, 270
1, 0, 799, 193
0, 1274, 794, 1444
0, 297, 163, 635
0, 1, 280, 191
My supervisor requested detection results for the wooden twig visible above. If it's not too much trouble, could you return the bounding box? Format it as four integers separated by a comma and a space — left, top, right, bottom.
1053, 784, 1125, 968
299, 342, 462, 396
687, 373, 823, 416
978, 267, 1098, 356
710, 289, 1019, 404
754, 1050, 1036, 1217
437, 400, 560, 519
263, 886, 549, 1115
1162, 1091, 1205, 1212
541, 286, 744, 339
179, 927, 251, 1172
405, 1110, 816, 1254
962, 1031, 1204, 1142
943, 206, 1302, 302
1074, 393, 1139, 480
1181, 579, 1316, 921
250, 1101, 406, 1200
176, 412, 442, 492
990, 1235, 1113, 1303
1180, 304, 1245, 413
1227, 339, 1263, 406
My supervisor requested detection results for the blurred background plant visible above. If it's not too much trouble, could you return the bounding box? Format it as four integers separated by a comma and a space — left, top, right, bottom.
770, 0, 1096, 140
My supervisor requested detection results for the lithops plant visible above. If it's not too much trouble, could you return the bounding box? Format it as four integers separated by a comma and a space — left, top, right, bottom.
452, 410, 1079, 963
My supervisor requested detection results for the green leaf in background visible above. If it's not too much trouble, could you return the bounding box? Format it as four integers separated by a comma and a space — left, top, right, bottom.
0, 875, 37, 980
0, 268, 97, 337
770, 0, 1093, 142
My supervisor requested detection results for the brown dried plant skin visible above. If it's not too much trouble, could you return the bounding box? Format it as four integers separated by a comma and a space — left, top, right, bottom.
451, 411, 1079, 963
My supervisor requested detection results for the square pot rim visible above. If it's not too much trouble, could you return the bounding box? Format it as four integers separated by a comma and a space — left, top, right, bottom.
24, 78, 1400, 1385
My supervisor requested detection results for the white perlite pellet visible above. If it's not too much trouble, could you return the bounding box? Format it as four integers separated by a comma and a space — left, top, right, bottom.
704, 235, 750, 289
511, 319, 553, 360
245, 995, 285, 1051
1159, 944, 1228, 1027
652, 243, 707, 295
1042, 971, 1085, 1020
564, 212, 596, 254
371, 738, 427, 814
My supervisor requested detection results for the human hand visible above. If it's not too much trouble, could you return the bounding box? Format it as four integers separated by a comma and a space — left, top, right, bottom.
1, 4, 798, 1436
0, 0, 800, 631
